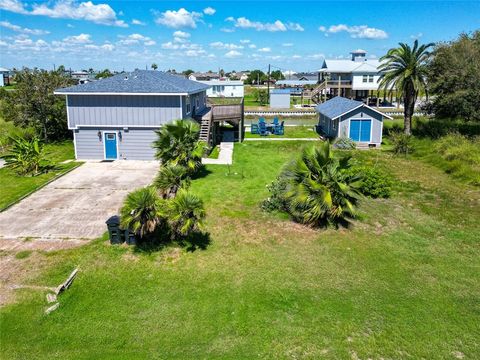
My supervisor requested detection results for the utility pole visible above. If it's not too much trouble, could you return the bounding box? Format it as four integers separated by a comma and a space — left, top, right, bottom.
267, 64, 271, 104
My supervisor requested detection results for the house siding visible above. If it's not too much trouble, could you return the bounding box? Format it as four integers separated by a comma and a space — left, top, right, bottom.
67, 94, 182, 128
74, 127, 158, 160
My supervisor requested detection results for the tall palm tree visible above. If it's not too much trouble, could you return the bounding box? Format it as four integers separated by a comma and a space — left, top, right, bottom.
168, 189, 206, 236
120, 187, 165, 239
378, 40, 434, 135
153, 119, 206, 173
283, 142, 362, 227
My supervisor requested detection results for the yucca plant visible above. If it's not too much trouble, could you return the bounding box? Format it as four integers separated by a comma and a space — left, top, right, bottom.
283, 142, 362, 227
2, 136, 46, 175
168, 189, 206, 236
153, 163, 189, 199
120, 187, 166, 239
153, 119, 207, 173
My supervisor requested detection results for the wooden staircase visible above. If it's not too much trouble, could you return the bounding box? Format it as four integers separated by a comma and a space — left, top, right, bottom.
310, 81, 327, 104
199, 108, 213, 144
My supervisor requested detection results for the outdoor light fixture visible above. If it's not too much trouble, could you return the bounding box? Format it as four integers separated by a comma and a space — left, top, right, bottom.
118, 131, 122, 141
97, 131, 102, 140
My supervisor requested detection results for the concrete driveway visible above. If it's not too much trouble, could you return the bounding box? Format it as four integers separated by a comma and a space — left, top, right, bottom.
0, 161, 158, 251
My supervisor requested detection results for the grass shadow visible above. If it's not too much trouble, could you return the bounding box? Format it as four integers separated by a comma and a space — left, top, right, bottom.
191, 165, 212, 180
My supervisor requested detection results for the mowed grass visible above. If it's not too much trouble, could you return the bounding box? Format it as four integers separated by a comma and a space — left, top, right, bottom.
1, 142, 480, 359
0, 141, 78, 210
244, 125, 320, 139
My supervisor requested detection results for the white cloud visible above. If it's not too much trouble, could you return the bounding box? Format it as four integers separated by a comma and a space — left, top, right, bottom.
185, 49, 206, 57
410, 32, 423, 40
203, 7, 215, 15
258, 47, 271, 52
131, 19, 145, 26
0, 0, 27, 14
308, 53, 325, 60
28, 0, 128, 27
210, 41, 243, 50
220, 27, 234, 33
240, 39, 250, 44
67, 23, 74, 28
118, 33, 155, 46
172, 31, 190, 43
0, 20, 49, 35
248, 44, 256, 49
63, 33, 92, 44
292, 55, 301, 59
226, 16, 303, 32
155, 8, 202, 29
319, 24, 388, 39
282, 43, 293, 47
225, 50, 242, 58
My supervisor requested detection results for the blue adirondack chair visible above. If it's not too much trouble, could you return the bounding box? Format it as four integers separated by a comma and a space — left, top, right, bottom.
274, 121, 285, 135
258, 121, 268, 136
251, 123, 259, 134
259, 117, 265, 124
272, 117, 279, 126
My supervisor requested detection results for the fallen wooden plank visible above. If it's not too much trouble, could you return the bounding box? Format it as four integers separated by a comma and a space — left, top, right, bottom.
46, 293, 57, 303
45, 303, 59, 315
55, 268, 78, 295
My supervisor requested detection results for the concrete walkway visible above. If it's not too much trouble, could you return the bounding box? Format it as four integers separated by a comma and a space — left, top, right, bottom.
202, 142, 233, 165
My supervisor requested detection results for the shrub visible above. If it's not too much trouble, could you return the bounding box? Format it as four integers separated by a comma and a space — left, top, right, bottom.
333, 137, 356, 150
1, 136, 51, 175
390, 131, 414, 155
154, 164, 189, 199
347, 165, 392, 198
168, 190, 206, 236
261, 175, 289, 212
282, 142, 362, 227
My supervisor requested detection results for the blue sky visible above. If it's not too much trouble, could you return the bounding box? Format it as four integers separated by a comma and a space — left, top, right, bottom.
0, 0, 479, 72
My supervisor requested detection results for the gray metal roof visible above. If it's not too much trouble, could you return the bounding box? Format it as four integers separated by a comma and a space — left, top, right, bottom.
316, 96, 364, 119
316, 96, 392, 120
55, 70, 210, 94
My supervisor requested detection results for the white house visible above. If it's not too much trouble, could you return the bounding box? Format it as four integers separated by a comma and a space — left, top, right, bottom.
199, 80, 244, 98
188, 72, 220, 81
319, 49, 386, 101
0, 67, 11, 87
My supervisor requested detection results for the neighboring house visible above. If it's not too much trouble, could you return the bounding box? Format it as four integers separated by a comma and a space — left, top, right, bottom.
294, 72, 320, 82
199, 80, 244, 98
316, 96, 392, 147
270, 89, 291, 109
318, 49, 385, 101
0, 67, 11, 87
71, 71, 95, 84
188, 72, 220, 81
55, 70, 209, 160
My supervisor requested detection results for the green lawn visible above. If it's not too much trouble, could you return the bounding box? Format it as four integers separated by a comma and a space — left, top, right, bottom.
245, 125, 320, 138
1, 141, 479, 359
0, 141, 78, 210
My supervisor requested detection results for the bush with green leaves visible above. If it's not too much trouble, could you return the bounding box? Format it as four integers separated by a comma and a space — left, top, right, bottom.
168, 189, 206, 236
333, 137, 356, 150
347, 165, 392, 198
280, 142, 362, 227
1, 136, 51, 175
153, 163, 189, 199
261, 175, 289, 212
390, 131, 414, 155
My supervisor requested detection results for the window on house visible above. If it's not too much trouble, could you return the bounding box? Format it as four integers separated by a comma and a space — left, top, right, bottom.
368, 75, 374, 83
362, 75, 368, 83
186, 96, 191, 114
196, 97, 199, 108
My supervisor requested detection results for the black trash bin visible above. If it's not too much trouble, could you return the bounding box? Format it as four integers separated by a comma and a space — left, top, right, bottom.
106, 215, 123, 244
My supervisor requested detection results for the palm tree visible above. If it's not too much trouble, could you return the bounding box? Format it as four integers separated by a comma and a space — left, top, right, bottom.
153, 164, 189, 199
153, 119, 206, 173
151, 63, 158, 70
120, 187, 165, 239
168, 190, 206, 236
378, 40, 434, 135
283, 142, 362, 227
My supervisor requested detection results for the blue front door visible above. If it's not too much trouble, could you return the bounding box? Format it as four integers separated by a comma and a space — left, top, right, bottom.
349, 119, 371, 142
104, 132, 117, 159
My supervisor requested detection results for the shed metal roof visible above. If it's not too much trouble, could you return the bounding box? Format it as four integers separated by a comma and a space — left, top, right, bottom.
55, 70, 209, 95
316, 96, 392, 120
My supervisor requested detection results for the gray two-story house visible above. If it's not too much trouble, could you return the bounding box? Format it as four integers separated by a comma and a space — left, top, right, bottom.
55, 70, 209, 160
